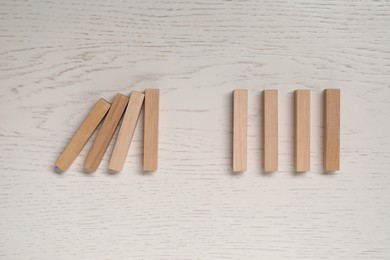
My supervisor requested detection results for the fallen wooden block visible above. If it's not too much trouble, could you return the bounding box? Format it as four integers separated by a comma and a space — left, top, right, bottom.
84, 93, 129, 172
55, 98, 111, 171
324, 89, 340, 172
233, 89, 247, 172
109, 91, 144, 172
263, 90, 278, 172
143, 89, 159, 171
295, 90, 310, 172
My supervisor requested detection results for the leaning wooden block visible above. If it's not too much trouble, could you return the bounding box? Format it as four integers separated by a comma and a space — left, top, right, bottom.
295, 90, 310, 172
143, 89, 159, 171
55, 98, 111, 171
324, 89, 340, 172
84, 93, 129, 172
263, 90, 278, 172
109, 91, 144, 172
233, 89, 247, 172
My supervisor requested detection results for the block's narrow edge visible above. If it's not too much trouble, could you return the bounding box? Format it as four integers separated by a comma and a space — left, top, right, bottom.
263, 90, 278, 173
108, 91, 145, 172
324, 89, 340, 172
294, 90, 310, 173
55, 98, 111, 172
143, 89, 160, 172
83, 93, 129, 172
232, 89, 248, 172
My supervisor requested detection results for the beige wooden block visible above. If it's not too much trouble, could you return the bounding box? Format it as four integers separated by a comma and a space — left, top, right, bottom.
84, 93, 129, 172
295, 90, 310, 172
324, 89, 340, 172
143, 89, 159, 171
55, 98, 111, 171
109, 91, 144, 172
263, 90, 278, 172
233, 89, 247, 172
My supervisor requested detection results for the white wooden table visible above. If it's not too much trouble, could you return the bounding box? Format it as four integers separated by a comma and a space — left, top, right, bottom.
1, 1, 390, 259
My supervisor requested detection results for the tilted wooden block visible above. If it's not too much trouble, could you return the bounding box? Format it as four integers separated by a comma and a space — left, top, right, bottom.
143, 89, 160, 171
233, 89, 247, 172
295, 90, 310, 172
109, 91, 144, 172
55, 98, 111, 171
263, 90, 278, 172
84, 93, 129, 172
324, 89, 340, 172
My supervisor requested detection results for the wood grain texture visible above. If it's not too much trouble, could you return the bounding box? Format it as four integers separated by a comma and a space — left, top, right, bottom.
84, 93, 129, 172
109, 91, 144, 172
1, 1, 390, 259
263, 90, 278, 172
233, 89, 248, 172
143, 89, 159, 171
55, 98, 111, 171
324, 89, 340, 172
295, 90, 311, 172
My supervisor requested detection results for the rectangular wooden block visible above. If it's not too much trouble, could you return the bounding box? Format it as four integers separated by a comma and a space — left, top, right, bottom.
324, 89, 340, 172
295, 90, 310, 172
55, 98, 111, 171
233, 89, 247, 172
143, 89, 159, 171
109, 91, 144, 172
84, 93, 129, 172
263, 90, 278, 172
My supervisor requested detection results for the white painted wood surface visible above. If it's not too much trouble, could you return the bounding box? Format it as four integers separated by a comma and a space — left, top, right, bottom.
1, 0, 390, 259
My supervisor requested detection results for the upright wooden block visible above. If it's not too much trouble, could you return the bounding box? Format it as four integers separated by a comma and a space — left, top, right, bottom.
295, 90, 310, 172
84, 93, 129, 172
55, 98, 111, 171
233, 89, 247, 172
143, 89, 159, 171
109, 91, 144, 172
324, 89, 340, 172
263, 90, 278, 172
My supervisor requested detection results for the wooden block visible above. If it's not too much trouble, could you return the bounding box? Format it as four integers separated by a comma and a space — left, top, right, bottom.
295, 90, 310, 172
84, 93, 129, 172
263, 90, 278, 172
109, 91, 144, 172
233, 89, 247, 172
55, 98, 111, 171
143, 89, 159, 171
324, 89, 340, 172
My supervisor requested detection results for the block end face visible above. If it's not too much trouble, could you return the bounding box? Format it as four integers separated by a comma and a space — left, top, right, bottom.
108, 161, 123, 173
83, 162, 97, 173
98, 98, 111, 106
143, 166, 157, 172
264, 165, 278, 173
55, 161, 68, 172
295, 167, 310, 173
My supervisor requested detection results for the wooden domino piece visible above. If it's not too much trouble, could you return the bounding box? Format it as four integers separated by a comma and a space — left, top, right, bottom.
295, 90, 310, 172
84, 93, 129, 172
55, 98, 111, 171
233, 89, 247, 172
109, 91, 144, 172
143, 89, 159, 171
263, 90, 278, 172
324, 89, 340, 172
